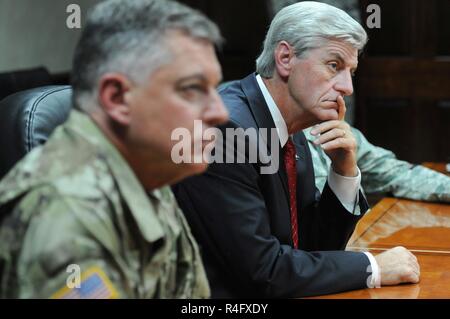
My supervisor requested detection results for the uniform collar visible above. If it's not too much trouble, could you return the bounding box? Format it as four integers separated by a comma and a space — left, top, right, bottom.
66, 110, 165, 243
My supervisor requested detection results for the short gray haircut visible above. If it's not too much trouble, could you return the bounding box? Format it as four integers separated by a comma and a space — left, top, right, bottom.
71, 0, 223, 112
256, 1, 367, 78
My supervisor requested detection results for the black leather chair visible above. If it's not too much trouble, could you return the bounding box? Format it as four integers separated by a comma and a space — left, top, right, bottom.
0, 67, 54, 101
0, 86, 73, 179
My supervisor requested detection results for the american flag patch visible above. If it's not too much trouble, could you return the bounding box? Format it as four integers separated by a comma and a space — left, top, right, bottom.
51, 266, 119, 299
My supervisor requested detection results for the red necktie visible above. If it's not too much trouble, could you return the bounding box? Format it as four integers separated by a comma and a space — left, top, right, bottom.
284, 138, 299, 249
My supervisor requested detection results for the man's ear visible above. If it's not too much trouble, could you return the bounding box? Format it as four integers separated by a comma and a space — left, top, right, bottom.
274, 41, 296, 79
98, 73, 133, 126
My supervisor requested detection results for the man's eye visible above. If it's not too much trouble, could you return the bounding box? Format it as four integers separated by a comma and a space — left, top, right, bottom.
178, 84, 209, 103
181, 84, 207, 94
329, 62, 338, 71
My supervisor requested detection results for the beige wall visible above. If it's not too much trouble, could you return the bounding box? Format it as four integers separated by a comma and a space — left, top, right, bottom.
0, 0, 101, 73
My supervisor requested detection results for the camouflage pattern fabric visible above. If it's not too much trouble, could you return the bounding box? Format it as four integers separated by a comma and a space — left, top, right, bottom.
0, 110, 210, 298
304, 126, 450, 203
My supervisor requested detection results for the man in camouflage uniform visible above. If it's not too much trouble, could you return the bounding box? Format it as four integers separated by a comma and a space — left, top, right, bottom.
0, 0, 228, 298
305, 126, 450, 202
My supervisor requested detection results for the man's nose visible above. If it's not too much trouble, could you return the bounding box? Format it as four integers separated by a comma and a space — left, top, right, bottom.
335, 71, 354, 96
203, 89, 229, 126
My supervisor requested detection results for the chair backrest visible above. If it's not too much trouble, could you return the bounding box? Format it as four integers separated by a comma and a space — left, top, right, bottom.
0, 86, 73, 179
0, 67, 54, 101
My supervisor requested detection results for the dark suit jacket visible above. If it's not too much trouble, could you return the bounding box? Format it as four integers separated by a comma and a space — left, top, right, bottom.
173, 73, 371, 298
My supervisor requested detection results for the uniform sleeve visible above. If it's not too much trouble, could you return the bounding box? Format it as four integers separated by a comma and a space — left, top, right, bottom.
12, 187, 130, 299
354, 127, 450, 202
307, 141, 329, 191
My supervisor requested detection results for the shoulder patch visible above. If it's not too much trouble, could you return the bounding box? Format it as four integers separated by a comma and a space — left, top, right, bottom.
51, 266, 119, 299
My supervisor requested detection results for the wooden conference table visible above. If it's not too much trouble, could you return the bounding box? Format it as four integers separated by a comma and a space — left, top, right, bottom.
315, 163, 450, 299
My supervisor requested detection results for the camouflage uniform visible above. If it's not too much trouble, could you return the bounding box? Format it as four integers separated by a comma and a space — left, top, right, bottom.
304, 127, 450, 203
0, 110, 210, 299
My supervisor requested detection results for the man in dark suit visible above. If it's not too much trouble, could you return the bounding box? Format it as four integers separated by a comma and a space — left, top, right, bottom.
173, 2, 420, 298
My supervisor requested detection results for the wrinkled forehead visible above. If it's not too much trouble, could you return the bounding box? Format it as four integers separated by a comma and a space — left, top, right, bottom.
148, 32, 223, 84
308, 39, 359, 68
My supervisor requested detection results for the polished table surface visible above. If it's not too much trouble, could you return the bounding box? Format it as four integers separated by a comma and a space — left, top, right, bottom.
313, 162, 450, 298
422, 162, 450, 175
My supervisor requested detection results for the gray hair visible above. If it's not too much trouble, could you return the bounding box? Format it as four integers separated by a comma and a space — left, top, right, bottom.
71, 0, 223, 112
256, 1, 367, 78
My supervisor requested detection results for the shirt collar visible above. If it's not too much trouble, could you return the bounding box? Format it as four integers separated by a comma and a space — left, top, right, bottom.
256, 74, 289, 147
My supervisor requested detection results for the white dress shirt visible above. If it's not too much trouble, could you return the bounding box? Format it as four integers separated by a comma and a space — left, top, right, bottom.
256, 74, 380, 289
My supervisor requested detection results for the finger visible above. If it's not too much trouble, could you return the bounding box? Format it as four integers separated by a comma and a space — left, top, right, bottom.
313, 128, 346, 145
321, 137, 354, 151
412, 272, 420, 283
402, 269, 419, 284
408, 273, 420, 284
410, 262, 420, 276
337, 96, 346, 121
406, 262, 420, 278
413, 260, 420, 274
310, 120, 342, 136
407, 252, 419, 267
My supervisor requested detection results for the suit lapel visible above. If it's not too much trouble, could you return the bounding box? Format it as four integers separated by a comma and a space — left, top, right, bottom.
293, 131, 317, 209
241, 73, 289, 203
